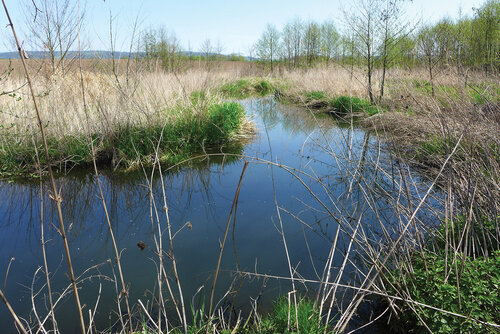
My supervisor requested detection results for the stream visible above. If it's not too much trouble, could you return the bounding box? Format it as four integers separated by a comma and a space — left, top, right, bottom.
0, 97, 441, 333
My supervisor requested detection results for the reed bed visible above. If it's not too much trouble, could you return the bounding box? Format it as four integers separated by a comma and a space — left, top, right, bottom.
0, 66, 256, 174
0, 68, 244, 140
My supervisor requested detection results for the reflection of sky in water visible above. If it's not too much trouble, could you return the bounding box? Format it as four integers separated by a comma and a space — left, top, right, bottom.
0, 98, 442, 333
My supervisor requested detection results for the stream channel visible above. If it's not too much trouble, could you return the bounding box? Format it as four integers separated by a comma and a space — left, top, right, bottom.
0, 97, 440, 333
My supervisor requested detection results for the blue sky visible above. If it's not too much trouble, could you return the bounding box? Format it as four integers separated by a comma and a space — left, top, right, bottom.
0, 0, 485, 54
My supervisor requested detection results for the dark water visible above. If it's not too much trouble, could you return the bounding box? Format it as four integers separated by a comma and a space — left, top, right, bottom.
0, 98, 440, 333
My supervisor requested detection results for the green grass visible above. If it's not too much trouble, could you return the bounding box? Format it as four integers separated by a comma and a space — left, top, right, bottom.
295, 91, 381, 116
158, 296, 328, 334
415, 135, 474, 166
330, 96, 380, 116
435, 216, 499, 255
260, 297, 324, 334
467, 83, 500, 105
0, 102, 247, 177
220, 78, 277, 98
410, 79, 500, 106
418, 135, 455, 156
412, 79, 433, 94
190, 90, 207, 104
220, 79, 253, 98
255, 80, 273, 95
304, 91, 327, 101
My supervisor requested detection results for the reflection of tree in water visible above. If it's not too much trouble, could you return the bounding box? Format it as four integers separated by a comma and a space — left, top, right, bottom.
245, 98, 443, 251
247, 97, 333, 135
0, 147, 245, 251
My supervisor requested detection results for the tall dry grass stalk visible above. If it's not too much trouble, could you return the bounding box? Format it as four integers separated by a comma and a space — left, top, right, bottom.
280, 65, 367, 98
1, 1, 86, 333
0, 288, 28, 334
75, 1, 135, 329
0, 66, 244, 147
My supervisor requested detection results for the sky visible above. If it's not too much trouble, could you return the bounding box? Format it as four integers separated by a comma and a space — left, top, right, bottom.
0, 0, 486, 55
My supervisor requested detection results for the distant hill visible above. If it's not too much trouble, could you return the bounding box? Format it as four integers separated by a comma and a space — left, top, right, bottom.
0, 50, 133, 59
0, 50, 257, 61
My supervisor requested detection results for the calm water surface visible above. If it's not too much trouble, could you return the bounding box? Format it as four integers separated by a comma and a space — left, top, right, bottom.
0, 98, 439, 333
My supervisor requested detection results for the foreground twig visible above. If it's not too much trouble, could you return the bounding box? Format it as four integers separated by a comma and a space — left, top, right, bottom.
207, 162, 249, 332
0, 288, 28, 334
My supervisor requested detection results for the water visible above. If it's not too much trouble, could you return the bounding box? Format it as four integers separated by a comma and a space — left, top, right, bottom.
0, 98, 440, 333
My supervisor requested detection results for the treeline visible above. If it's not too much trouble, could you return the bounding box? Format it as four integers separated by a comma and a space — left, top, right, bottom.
137, 0, 498, 101
254, 0, 498, 101
141, 28, 246, 72
254, 0, 499, 72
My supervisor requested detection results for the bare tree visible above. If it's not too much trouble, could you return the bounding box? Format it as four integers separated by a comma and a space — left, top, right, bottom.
344, 0, 379, 102
344, 0, 412, 102
24, 0, 85, 75
281, 21, 294, 69
290, 17, 303, 67
199, 38, 214, 69
417, 24, 441, 96
320, 19, 340, 64
248, 43, 255, 72
377, 0, 414, 101
214, 39, 224, 57
304, 21, 321, 67
256, 23, 280, 73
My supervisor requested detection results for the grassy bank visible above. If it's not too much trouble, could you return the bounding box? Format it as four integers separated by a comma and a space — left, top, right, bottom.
219, 75, 381, 117
219, 77, 283, 98
0, 100, 250, 176
0, 70, 255, 177
280, 90, 381, 116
